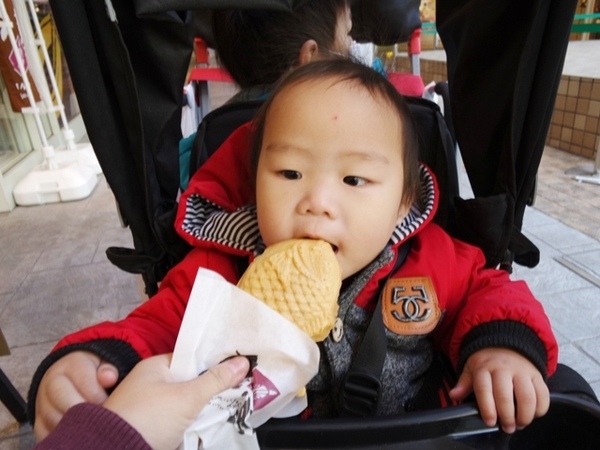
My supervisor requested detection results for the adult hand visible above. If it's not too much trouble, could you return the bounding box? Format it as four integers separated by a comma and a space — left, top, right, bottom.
34, 351, 119, 441
103, 354, 249, 450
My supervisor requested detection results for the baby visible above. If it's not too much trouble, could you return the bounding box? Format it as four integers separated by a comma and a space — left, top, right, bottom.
30, 59, 557, 440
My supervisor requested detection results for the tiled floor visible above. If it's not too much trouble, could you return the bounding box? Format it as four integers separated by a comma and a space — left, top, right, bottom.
0, 176, 140, 448
1, 45, 600, 449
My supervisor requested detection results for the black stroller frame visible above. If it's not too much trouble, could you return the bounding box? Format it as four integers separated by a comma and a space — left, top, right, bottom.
44, 0, 600, 448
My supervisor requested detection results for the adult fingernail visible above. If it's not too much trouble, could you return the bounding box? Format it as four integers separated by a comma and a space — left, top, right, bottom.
227, 356, 251, 377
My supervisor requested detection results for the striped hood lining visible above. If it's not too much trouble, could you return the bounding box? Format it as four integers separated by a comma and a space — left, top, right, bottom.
391, 164, 435, 245
181, 202, 262, 254
180, 164, 436, 255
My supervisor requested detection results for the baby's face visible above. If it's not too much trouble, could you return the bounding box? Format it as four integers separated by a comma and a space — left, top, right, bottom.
256, 78, 408, 279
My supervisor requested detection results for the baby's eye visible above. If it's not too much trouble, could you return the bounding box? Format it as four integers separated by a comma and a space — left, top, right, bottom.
280, 170, 301, 180
343, 176, 367, 187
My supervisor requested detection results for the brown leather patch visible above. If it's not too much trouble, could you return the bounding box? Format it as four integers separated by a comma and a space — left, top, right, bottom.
382, 277, 441, 335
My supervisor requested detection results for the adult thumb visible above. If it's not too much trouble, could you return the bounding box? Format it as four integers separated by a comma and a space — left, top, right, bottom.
192, 356, 250, 406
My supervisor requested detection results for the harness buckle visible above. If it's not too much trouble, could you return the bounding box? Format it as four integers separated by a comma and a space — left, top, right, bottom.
339, 370, 381, 417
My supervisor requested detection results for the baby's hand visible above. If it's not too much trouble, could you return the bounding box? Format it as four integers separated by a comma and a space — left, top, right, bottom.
449, 348, 549, 433
34, 351, 119, 441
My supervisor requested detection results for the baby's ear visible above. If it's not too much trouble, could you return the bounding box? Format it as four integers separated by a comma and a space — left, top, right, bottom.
298, 39, 319, 66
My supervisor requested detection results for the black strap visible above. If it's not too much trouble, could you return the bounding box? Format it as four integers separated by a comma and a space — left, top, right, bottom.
339, 241, 412, 417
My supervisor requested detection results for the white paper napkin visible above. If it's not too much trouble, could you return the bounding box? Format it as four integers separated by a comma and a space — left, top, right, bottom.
170, 268, 320, 450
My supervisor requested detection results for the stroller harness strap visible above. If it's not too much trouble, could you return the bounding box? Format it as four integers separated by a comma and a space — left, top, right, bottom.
339, 240, 412, 417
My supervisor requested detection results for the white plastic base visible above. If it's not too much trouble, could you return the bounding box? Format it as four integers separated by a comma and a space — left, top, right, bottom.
575, 173, 600, 185
13, 162, 99, 206
53, 143, 103, 175
566, 164, 600, 186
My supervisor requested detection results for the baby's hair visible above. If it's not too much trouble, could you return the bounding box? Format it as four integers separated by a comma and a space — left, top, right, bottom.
250, 58, 422, 210
212, 0, 350, 89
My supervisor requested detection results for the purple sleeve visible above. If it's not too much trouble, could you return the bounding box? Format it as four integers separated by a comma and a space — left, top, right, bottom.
34, 403, 151, 450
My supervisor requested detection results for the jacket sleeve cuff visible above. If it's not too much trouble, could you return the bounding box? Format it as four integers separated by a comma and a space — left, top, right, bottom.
34, 402, 151, 450
27, 339, 141, 424
458, 320, 549, 379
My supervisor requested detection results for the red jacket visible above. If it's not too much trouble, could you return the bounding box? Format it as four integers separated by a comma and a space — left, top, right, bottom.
30, 123, 557, 416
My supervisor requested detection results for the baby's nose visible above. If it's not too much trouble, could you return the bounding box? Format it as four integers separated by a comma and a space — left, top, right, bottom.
297, 185, 337, 218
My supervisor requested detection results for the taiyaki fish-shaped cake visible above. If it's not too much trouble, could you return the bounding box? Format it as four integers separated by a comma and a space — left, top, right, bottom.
237, 239, 342, 342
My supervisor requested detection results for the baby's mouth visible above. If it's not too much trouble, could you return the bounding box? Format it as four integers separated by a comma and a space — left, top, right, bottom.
299, 237, 338, 254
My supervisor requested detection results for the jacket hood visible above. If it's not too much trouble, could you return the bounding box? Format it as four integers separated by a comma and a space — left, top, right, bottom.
175, 122, 439, 257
